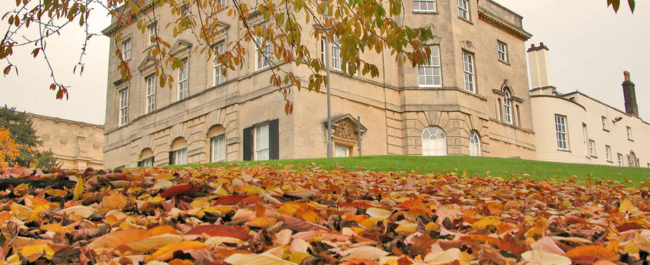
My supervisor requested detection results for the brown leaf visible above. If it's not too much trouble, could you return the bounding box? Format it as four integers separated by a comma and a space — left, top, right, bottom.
186, 225, 252, 241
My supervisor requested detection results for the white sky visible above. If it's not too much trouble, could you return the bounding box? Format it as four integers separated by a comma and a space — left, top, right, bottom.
0, 0, 648, 125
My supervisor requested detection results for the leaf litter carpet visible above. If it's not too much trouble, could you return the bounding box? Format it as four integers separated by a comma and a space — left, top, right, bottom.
0, 165, 649, 265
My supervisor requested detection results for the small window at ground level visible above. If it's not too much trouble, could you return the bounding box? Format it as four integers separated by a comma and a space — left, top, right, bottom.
335, 144, 350, 157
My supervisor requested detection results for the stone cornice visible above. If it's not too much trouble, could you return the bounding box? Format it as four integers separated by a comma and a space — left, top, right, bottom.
102, 0, 163, 36
478, 8, 532, 41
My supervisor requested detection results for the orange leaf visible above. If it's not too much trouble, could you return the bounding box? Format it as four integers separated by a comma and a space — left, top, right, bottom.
213, 195, 248, 205
88, 229, 151, 252
144, 241, 208, 262
245, 217, 277, 227
397, 199, 434, 215
169, 259, 194, 265
565, 246, 619, 261
186, 225, 252, 241
498, 233, 528, 255
160, 184, 197, 198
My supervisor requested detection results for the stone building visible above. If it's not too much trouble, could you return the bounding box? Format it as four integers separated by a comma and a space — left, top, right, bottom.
528, 43, 650, 167
102, 0, 536, 168
27, 114, 104, 169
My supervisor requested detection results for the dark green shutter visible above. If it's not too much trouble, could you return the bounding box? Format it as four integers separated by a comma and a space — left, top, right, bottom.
137, 161, 143, 167
169, 151, 175, 165
243, 127, 253, 161
269, 119, 279, 160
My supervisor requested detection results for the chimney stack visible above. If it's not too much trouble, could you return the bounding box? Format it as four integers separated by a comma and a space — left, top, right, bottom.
527, 42, 552, 89
622, 71, 639, 116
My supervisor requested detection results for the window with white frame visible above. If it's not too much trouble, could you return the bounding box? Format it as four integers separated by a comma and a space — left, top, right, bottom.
462, 52, 475, 93
211, 134, 226, 162
256, 32, 271, 70
503, 89, 512, 124
122, 39, 131, 60
335, 144, 350, 157
601, 116, 608, 130
618, 153, 623, 166
497, 41, 507, 63
148, 23, 157, 46
142, 157, 154, 167
469, 130, 481, 157
178, 59, 188, 100
332, 36, 342, 70
457, 0, 469, 20
213, 43, 226, 86
605, 145, 611, 161
589, 140, 596, 157
422, 126, 447, 156
119, 89, 129, 126
171, 147, 187, 165
418, 46, 442, 87
627, 126, 633, 140
255, 123, 269, 161
555, 115, 568, 150
146, 75, 156, 114
414, 0, 436, 11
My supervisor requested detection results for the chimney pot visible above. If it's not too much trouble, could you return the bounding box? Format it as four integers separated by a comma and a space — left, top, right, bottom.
624, 71, 631, 82
531, 44, 535, 48
540, 42, 544, 46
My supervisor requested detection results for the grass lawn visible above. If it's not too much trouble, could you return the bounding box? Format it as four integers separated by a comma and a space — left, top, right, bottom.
179, 156, 650, 186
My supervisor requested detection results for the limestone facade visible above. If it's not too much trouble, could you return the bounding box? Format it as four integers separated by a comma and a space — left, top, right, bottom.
27, 114, 104, 169
102, 0, 536, 168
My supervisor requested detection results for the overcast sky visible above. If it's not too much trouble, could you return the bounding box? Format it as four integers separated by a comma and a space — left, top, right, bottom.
0, 0, 648, 125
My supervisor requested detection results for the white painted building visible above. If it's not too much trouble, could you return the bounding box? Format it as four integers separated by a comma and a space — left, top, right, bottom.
529, 43, 650, 167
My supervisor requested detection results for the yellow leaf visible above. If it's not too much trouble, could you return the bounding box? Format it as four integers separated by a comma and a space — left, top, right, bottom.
395, 223, 418, 234
619, 198, 635, 213
27, 204, 49, 222
360, 217, 386, 229
10, 202, 32, 220
73, 177, 84, 201
8, 244, 55, 263
472, 218, 501, 229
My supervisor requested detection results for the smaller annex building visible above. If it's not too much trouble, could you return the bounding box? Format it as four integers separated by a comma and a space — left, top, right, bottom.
528, 43, 650, 167
28, 114, 105, 169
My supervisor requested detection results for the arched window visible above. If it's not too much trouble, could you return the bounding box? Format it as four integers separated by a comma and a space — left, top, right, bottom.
422, 127, 447, 156
207, 125, 226, 163
138, 148, 154, 167
503, 89, 512, 124
630, 151, 637, 167
469, 130, 481, 157
170, 137, 187, 165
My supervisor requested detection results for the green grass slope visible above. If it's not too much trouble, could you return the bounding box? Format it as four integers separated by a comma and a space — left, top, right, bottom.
179, 155, 650, 186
